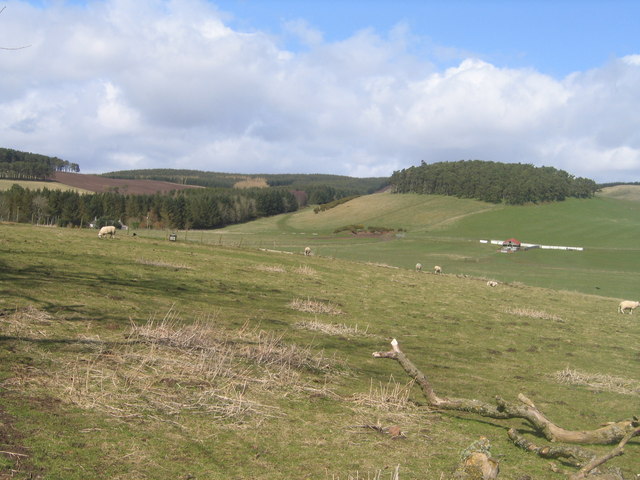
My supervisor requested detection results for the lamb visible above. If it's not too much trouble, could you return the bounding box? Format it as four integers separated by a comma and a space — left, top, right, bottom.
487, 280, 498, 287
415, 263, 422, 272
618, 300, 640, 314
304, 246, 311, 256
98, 225, 116, 238
433, 265, 442, 274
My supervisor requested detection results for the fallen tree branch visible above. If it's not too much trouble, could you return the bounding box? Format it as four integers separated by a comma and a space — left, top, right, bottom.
507, 428, 595, 467
569, 426, 640, 480
372, 339, 639, 444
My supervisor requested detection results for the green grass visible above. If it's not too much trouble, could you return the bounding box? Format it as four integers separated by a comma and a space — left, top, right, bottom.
0, 222, 638, 479
139, 192, 640, 299
0, 179, 91, 193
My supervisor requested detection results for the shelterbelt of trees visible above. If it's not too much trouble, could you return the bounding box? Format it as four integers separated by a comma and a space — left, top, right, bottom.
0, 148, 80, 180
0, 184, 298, 229
391, 160, 598, 204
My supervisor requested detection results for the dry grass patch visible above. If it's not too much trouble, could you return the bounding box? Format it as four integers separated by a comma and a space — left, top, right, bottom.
254, 264, 287, 273
128, 308, 222, 350
504, 306, 563, 322
233, 177, 268, 189
234, 326, 336, 375
136, 257, 192, 270
293, 264, 318, 276
351, 376, 416, 411
295, 318, 371, 337
288, 298, 344, 315
2, 306, 342, 428
364, 262, 399, 269
0, 305, 53, 336
553, 367, 640, 396
329, 465, 401, 480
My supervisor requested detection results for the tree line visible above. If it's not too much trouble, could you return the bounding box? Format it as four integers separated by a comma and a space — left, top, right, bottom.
103, 168, 389, 197
390, 160, 598, 204
0, 184, 298, 229
0, 148, 80, 180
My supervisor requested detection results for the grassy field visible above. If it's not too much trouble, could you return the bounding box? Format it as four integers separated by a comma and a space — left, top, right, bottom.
136, 191, 640, 300
0, 179, 92, 193
1, 220, 638, 479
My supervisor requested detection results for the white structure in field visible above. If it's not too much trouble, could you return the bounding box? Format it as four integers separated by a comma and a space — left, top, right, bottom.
480, 239, 583, 252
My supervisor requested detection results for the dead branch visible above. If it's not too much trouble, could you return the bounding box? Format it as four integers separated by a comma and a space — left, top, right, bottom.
372, 339, 639, 445
0, 450, 28, 457
569, 426, 640, 480
507, 428, 595, 468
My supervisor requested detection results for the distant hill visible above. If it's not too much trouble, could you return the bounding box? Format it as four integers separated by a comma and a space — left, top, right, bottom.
53, 172, 202, 194
391, 160, 598, 204
102, 168, 389, 195
597, 184, 640, 202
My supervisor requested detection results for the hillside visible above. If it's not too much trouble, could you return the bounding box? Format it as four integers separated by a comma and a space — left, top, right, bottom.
0, 223, 638, 479
52, 171, 202, 194
0, 179, 93, 194
391, 160, 598, 204
598, 184, 640, 201
102, 168, 390, 194
207, 192, 640, 299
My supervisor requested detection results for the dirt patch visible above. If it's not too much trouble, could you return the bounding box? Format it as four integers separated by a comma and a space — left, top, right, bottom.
52, 172, 202, 195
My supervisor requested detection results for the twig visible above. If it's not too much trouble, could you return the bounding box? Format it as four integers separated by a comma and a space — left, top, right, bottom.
0, 450, 28, 457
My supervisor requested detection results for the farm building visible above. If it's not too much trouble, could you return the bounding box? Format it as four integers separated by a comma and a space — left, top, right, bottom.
501, 238, 521, 253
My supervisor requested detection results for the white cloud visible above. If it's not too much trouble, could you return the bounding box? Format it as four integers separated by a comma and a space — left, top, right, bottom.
1, 0, 639, 182
283, 19, 324, 47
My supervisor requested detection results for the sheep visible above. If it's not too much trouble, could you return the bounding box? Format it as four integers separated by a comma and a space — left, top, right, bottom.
618, 300, 640, 314
487, 280, 498, 287
415, 263, 422, 272
304, 246, 311, 256
433, 265, 442, 274
98, 225, 116, 238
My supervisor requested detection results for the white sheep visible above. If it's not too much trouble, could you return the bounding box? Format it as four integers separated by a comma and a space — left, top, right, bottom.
304, 246, 311, 256
415, 263, 422, 272
618, 300, 640, 314
433, 265, 442, 274
487, 280, 498, 287
98, 225, 116, 238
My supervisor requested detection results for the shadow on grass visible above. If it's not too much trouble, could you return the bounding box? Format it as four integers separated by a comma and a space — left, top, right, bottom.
0, 334, 145, 349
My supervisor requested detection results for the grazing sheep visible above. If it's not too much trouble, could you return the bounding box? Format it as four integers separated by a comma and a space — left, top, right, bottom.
415, 263, 422, 272
433, 265, 442, 274
98, 225, 116, 238
304, 246, 311, 256
487, 280, 498, 287
618, 300, 640, 314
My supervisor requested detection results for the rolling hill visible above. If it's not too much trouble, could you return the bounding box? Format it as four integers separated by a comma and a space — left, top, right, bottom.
199, 190, 640, 299
52, 171, 202, 194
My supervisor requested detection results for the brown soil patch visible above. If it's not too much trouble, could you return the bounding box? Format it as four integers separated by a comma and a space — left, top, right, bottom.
52, 172, 202, 195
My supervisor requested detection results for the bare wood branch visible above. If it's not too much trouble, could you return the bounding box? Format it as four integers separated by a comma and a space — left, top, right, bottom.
507, 428, 594, 468
372, 339, 640, 445
569, 426, 640, 480
0, 450, 28, 457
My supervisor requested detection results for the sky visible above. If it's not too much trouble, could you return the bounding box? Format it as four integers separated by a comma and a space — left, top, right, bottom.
1, 0, 640, 182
